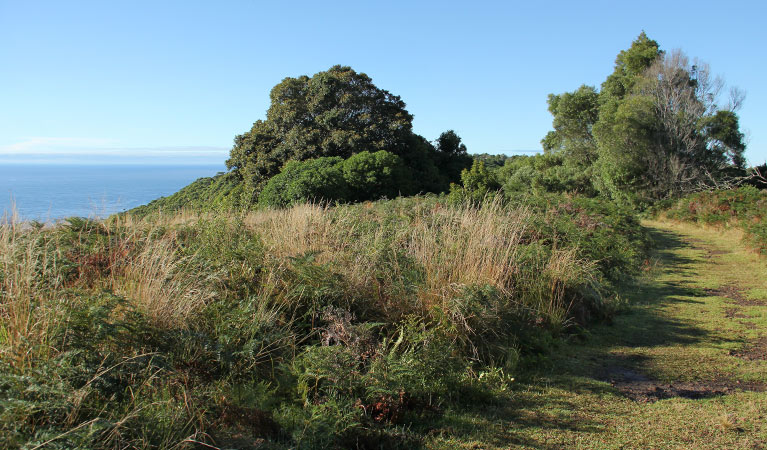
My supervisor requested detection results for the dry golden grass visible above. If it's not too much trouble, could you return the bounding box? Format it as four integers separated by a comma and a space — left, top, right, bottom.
110, 235, 218, 328
244, 201, 528, 304
0, 211, 219, 367
0, 213, 65, 366
1, 198, 597, 368
242, 197, 595, 320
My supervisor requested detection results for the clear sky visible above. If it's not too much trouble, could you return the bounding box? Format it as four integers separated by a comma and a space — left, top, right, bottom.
1, 0, 765, 165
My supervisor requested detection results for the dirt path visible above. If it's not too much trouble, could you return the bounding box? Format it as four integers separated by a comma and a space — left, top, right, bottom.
598, 221, 767, 404
425, 220, 767, 449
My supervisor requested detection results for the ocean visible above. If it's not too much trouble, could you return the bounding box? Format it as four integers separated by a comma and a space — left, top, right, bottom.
0, 164, 225, 221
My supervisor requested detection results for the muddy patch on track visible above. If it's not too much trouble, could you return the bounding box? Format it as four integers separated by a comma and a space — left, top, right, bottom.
705, 285, 767, 306
685, 238, 728, 257
730, 336, 767, 361
706, 285, 746, 301
731, 298, 767, 307
600, 365, 766, 403
724, 307, 752, 319
703, 249, 729, 258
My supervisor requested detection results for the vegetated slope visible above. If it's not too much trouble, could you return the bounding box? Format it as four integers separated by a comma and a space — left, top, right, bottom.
422, 219, 767, 449
0, 194, 646, 449
662, 186, 767, 253
129, 171, 247, 217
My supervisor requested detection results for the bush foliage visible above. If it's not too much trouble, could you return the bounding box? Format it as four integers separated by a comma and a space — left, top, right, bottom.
258, 151, 411, 207
1, 194, 647, 448
662, 186, 767, 253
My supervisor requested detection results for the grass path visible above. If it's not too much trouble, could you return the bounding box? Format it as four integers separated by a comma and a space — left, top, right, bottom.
425, 220, 767, 449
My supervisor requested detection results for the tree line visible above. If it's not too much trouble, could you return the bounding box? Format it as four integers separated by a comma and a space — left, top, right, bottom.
175, 33, 757, 211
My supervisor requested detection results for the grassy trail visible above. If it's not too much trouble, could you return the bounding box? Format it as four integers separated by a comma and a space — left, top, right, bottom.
426, 220, 767, 449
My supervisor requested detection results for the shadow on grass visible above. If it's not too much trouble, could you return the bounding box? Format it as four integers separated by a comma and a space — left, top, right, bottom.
602, 228, 731, 340
421, 379, 616, 449
545, 226, 733, 371
425, 226, 750, 448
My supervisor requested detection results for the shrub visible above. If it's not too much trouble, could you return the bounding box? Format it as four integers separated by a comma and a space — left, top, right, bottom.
258, 157, 348, 207
447, 160, 501, 204
341, 151, 411, 201
663, 186, 767, 253
258, 151, 413, 207
497, 153, 596, 196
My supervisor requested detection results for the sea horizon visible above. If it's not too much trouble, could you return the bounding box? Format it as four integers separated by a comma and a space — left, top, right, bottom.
1, 163, 225, 221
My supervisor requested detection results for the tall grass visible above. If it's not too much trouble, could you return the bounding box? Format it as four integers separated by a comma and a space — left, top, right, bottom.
0, 212, 218, 366
0, 195, 644, 449
111, 234, 217, 328
0, 212, 65, 367
247, 197, 594, 321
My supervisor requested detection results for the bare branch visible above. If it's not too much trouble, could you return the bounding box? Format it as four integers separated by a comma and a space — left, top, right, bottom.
634, 48, 747, 197
727, 86, 746, 112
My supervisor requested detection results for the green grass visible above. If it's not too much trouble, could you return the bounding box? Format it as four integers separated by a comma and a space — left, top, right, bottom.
3, 197, 765, 449
421, 219, 767, 449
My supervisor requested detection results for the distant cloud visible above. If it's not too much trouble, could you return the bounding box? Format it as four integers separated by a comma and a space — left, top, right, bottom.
0, 137, 119, 154
0, 137, 229, 165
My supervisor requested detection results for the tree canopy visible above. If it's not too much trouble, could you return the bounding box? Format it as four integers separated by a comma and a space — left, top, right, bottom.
226, 65, 470, 202
141, 36, 754, 216
541, 32, 747, 206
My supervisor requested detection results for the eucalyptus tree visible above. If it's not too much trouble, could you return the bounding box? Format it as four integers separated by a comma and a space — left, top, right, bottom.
594, 46, 746, 204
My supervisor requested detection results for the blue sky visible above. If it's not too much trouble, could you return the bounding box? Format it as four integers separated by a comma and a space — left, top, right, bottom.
1, 0, 765, 165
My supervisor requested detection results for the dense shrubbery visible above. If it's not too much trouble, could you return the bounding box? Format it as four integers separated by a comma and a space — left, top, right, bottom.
258, 151, 411, 207
497, 153, 596, 196
447, 160, 501, 204
662, 186, 767, 253
258, 156, 347, 207
1, 194, 647, 448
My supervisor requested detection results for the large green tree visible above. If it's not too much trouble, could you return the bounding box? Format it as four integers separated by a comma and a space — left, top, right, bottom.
227, 65, 469, 201
227, 66, 413, 187
541, 85, 600, 167
594, 47, 747, 204
542, 33, 747, 206
434, 130, 473, 182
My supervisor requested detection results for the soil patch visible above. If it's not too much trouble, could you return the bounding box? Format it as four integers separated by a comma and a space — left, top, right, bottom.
600, 365, 766, 403
730, 336, 767, 361
704, 249, 729, 257
724, 307, 752, 319
706, 285, 746, 302
740, 321, 759, 330
685, 238, 728, 257
705, 285, 766, 306
730, 297, 767, 307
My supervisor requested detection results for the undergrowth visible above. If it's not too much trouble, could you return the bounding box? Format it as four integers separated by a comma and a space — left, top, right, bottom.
0, 194, 647, 449
661, 186, 767, 253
